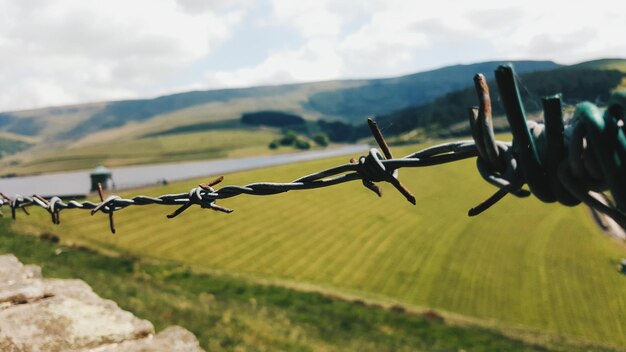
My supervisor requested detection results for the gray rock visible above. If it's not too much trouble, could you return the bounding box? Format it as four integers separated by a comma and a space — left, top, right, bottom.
0, 254, 204, 352
0, 288, 154, 351
85, 326, 204, 352
0, 254, 46, 305
0, 255, 40, 282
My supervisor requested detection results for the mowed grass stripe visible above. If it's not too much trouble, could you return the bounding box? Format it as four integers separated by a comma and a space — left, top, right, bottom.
518, 211, 554, 328
213, 208, 300, 269
307, 200, 397, 282
13, 142, 626, 347
535, 210, 594, 337
260, 212, 338, 275
398, 217, 464, 302
277, 200, 364, 276
371, 219, 437, 297
147, 219, 208, 258
189, 192, 309, 266
297, 220, 383, 283
387, 216, 448, 301
326, 221, 393, 286
118, 211, 187, 255
547, 211, 626, 339
261, 207, 337, 271
144, 204, 253, 258
165, 206, 255, 264
526, 210, 578, 331
335, 219, 401, 291
159, 214, 238, 262
291, 208, 381, 282
419, 200, 552, 319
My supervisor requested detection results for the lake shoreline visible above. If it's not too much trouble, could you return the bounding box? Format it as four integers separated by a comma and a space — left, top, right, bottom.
0, 144, 368, 197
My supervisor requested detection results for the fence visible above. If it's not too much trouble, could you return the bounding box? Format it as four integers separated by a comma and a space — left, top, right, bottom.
1, 65, 625, 234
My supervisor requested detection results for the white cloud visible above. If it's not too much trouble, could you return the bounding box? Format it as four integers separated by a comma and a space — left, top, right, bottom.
206, 39, 343, 88
0, 0, 242, 111
492, 2, 626, 63
214, 0, 626, 87
175, 0, 253, 13
339, 7, 432, 73
1, 0, 625, 112
268, 0, 343, 38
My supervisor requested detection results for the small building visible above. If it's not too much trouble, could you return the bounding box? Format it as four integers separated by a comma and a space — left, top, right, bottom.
90, 166, 113, 192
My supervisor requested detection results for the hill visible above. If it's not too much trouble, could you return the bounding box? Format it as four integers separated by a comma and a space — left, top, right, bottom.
377, 66, 626, 137
0, 132, 33, 158
307, 60, 560, 123
3, 58, 625, 176
0, 60, 558, 141
570, 58, 626, 72
12, 142, 626, 348
0, 60, 558, 176
63, 85, 306, 139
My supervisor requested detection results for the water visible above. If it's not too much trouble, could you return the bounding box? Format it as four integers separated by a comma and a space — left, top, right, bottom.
0, 145, 368, 197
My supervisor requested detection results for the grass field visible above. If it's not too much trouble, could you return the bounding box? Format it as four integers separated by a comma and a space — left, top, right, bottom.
4, 222, 609, 352
11, 143, 626, 348
0, 81, 339, 176
575, 59, 626, 73
2, 128, 281, 175
573, 59, 626, 91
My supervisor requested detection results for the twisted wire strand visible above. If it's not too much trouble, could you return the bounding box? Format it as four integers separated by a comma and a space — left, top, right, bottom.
1, 64, 624, 234
0, 143, 479, 233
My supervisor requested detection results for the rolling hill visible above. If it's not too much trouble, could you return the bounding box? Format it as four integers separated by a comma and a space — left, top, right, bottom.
570, 58, 626, 72
306, 60, 559, 123
377, 65, 626, 137
0, 60, 558, 141
1, 58, 625, 176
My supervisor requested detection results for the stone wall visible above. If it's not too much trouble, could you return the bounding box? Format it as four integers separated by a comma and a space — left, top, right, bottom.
0, 254, 204, 352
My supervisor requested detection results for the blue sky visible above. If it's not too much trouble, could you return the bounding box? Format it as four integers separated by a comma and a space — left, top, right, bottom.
0, 0, 624, 111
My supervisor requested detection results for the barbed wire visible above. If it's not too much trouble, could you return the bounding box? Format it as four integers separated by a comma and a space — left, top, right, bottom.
1, 65, 624, 234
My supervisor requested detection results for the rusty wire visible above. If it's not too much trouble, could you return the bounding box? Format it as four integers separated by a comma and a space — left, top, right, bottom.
1, 64, 624, 234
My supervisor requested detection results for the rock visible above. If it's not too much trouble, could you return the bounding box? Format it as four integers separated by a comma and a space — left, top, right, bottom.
0, 255, 41, 281
0, 254, 204, 352
0, 254, 46, 304
86, 326, 204, 352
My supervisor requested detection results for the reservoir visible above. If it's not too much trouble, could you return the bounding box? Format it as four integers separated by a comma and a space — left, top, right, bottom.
0, 145, 368, 197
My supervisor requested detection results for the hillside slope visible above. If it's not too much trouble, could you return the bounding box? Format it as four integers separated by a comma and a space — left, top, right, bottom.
2, 59, 624, 176
307, 60, 559, 123
571, 58, 626, 72
378, 60, 626, 137
0, 60, 558, 143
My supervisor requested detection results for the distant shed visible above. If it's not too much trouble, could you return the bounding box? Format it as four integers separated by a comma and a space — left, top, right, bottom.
90, 165, 113, 192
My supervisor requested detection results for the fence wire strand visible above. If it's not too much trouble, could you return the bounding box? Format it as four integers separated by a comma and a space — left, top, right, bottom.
1, 65, 625, 234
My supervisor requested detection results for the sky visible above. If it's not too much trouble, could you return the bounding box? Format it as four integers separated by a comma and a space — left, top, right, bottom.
0, 0, 625, 112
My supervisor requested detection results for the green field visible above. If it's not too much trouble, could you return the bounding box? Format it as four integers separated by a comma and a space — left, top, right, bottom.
0, 135, 32, 157
2, 129, 282, 175
11, 143, 626, 349
3, 221, 607, 352
573, 59, 626, 73
0, 83, 331, 176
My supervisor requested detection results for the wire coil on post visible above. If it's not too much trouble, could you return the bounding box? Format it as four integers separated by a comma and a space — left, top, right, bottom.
469, 65, 625, 229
